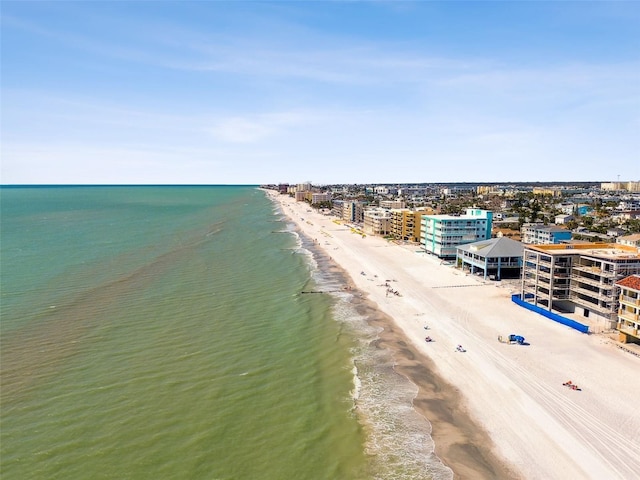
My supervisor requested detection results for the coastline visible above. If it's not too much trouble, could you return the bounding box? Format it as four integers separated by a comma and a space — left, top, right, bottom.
265, 189, 640, 480
274, 192, 516, 478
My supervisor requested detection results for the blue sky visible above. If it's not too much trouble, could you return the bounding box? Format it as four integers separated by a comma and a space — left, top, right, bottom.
1, 1, 639, 185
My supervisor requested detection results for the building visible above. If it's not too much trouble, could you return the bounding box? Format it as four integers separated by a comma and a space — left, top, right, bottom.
615, 275, 640, 344
338, 201, 364, 223
389, 209, 430, 242
617, 233, 640, 248
311, 192, 331, 204
556, 202, 576, 215
379, 199, 405, 209
601, 181, 640, 192
477, 185, 501, 195
554, 214, 575, 225
363, 208, 392, 235
521, 223, 572, 245
521, 243, 640, 331
373, 186, 388, 195
456, 237, 524, 280
390, 209, 415, 242
421, 208, 493, 258
606, 227, 626, 238
532, 187, 562, 197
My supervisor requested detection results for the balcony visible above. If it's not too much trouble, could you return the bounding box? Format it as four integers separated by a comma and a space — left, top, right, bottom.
571, 285, 616, 302
617, 322, 639, 339
486, 261, 521, 268
618, 309, 639, 322
619, 294, 640, 306
572, 264, 617, 278
571, 274, 614, 289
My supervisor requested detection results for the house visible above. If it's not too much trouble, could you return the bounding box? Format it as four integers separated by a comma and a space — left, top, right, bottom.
606, 227, 626, 238
456, 237, 524, 280
617, 233, 640, 248
555, 214, 574, 225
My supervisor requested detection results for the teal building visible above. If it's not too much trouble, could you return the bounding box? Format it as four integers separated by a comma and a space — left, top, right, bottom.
421, 208, 493, 258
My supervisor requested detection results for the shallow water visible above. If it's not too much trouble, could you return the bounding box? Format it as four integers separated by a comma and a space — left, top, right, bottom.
1, 186, 448, 479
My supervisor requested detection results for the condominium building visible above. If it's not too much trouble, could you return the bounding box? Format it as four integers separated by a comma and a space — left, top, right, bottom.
311, 192, 331, 204
390, 209, 414, 241
338, 201, 364, 223
379, 200, 406, 209
421, 208, 493, 258
615, 275, 640, 344
532, 187, 562, 197
601, 181, 640, 192
521, 243, 640, 330
521, 223, 572, 245
363, 208, 392, 235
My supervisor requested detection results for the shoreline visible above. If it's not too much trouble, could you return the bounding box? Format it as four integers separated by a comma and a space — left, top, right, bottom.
276, 194, 517, 478
265, 189, 640, 480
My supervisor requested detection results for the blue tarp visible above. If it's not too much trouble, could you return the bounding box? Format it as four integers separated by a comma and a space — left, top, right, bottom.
511, 294, 589, 334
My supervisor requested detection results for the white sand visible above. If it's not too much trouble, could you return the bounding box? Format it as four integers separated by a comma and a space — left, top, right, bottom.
267, 190, 640, 480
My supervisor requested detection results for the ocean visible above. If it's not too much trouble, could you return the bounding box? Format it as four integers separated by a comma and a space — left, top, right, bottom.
0, 186, 448, 480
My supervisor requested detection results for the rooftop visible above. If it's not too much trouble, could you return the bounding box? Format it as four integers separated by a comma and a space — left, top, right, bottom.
524, 243, 640, 260
616, 274, 640, 291
457, 237, 524, 258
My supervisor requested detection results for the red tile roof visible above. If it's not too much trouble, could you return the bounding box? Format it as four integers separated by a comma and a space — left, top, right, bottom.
617, 275, 640, 291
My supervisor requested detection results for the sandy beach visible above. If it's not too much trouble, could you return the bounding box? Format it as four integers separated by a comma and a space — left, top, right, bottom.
266, 190, 640, 480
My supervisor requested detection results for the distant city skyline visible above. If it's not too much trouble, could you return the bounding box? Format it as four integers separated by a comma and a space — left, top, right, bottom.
2, 1, 639, 185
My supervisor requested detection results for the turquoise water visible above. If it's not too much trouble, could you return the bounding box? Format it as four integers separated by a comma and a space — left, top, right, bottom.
1, 186, 447, 480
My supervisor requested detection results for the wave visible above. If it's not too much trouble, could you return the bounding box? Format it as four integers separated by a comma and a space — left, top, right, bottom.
307, 258, 452, 479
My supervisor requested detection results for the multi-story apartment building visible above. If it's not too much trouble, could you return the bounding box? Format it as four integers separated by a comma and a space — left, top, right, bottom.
311, 192, 331, 204
390, 208, 434, 242
532, 187, 562, 197
421, 208, 493, 258
615, 275, 640, 344
601, 181, 640, 192
521, 243, 640, 331
339, 200, 364, 223
476, 185, 501, 195
363, 208, 392, 235
390, 209, 413, 241
379, 200, 406, 209
521, 223, 572, 245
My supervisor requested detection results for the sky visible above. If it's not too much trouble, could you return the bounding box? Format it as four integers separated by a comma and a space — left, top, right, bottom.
1, 1, 639, 185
